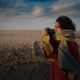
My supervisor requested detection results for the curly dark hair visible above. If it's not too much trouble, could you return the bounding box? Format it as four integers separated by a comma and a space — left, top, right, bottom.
56, 15, 76, 31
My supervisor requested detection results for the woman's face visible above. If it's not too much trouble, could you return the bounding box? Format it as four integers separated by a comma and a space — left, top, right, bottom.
54, 21, 62, 32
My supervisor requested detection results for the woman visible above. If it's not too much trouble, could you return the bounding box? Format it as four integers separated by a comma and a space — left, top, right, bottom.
55, 15, 80, 80
41, 27, 67, 80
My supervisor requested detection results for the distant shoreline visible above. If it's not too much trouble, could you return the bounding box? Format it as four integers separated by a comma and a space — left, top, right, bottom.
0, 29, 41, 31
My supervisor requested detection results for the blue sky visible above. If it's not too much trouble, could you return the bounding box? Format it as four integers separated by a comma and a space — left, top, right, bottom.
0, 0, 80, 30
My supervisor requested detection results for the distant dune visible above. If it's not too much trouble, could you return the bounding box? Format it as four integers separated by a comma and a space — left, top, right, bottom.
0, 30, 41, 45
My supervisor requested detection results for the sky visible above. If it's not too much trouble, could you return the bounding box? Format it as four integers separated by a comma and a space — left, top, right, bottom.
0, 0, 80, 30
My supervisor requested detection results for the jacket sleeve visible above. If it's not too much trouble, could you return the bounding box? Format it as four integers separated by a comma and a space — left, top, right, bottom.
67, 41, 80, 63
58, 41, 80, 70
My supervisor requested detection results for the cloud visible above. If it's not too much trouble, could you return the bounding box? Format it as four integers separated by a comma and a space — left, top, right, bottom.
32, 6, 43, 16
50, 0, 80, 17
0, 0, 56, 17
57, 10, 80, 17
0, 0, 80, 18
52, 2, 76, 11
